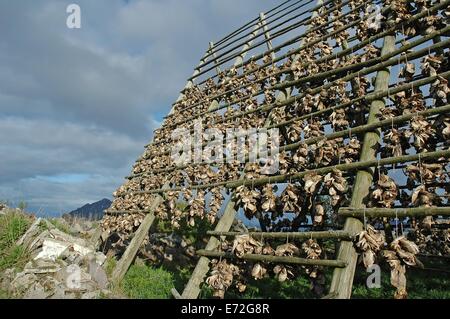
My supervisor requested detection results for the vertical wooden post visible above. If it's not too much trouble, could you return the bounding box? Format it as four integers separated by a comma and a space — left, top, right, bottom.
329, 29, 396, 299
111, 195, 163, 284
209, 42, 221, 76
180, 22, 263, 300
259, 12, 276, 60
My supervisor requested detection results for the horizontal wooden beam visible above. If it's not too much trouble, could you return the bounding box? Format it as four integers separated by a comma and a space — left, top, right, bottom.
338, 207, 450, 218
206, 230, 355, 240
196, 250, 347, 267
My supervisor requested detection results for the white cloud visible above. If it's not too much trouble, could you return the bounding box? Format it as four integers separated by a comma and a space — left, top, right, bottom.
0, 0, 278, 214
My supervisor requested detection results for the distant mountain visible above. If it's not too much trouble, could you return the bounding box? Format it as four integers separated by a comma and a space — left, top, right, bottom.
67, 198, 111, 220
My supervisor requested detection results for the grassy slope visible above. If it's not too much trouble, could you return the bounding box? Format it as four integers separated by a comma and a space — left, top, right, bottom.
0, 211, 31, 272
0, 210, 32, 298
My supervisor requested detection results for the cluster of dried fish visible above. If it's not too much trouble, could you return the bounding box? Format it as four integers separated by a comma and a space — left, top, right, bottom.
261, 184, 278, 212
139, 234, 196, 266
232, 234, 264, 258
404, 116, 436, 151
356, 4, 385, 40
430, 76, 450, 106
302, 239, 325, 296
280, 183, 303, 213
408, 226, 450, 256
205, 259, 240, 299
382, 128, 410, 157
371, 174, 398, 208
207, 188, 224, 224
354, 225, 385, 268
382, 236, 421, 299
404, 161, 447, 208
234, 185, 260, 219
272, 243, 300, 282
101, 212, 146, 250
323, 169, 348, 207
188, 190, 206, 227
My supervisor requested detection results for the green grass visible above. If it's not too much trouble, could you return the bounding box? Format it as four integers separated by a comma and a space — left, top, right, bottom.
0, 211, 30, 251
0, 211, 31, 273
0, 211, 31, 298
352, 263, 450, 299
219, 275, 317, 299
121, 265, 175, 299
104, 256, 117, 278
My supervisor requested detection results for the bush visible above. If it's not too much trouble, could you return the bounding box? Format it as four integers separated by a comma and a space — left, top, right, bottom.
122, 265, 174, 299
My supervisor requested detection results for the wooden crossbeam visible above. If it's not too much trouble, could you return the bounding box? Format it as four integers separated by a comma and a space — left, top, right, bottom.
206, 230, 355, 240
196, 250, 348, 268
338, 207, 450, 218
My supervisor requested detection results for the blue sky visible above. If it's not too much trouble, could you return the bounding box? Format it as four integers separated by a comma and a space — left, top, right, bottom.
0, 0, 279, 216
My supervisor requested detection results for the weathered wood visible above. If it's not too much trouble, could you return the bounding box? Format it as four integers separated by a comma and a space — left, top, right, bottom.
259, 12, 276, 59
206, 230, 355, 240
209, 42, 221, 75
111, 195, 162, 284
338, 207, 450, 218
180, 22, 263, 300
171, 288, 182, 299
17, 217, 42, 246
89, 225, 103, 249
329, 30, 397, 299
196, 250, 347, 268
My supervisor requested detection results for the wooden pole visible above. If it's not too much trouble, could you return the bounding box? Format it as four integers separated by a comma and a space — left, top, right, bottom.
180, 23, 263, 300
196, 250, 347, 268
209, 42, 221, 76
259, 12, 276, 60
338, 207, 450, 218
111, 194, 162, 284
206, 230, 355, 240
329, 24, 397, 299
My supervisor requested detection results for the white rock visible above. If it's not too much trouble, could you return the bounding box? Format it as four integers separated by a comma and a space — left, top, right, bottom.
73, 242, 93, 256
17, 218, 42, 246
11, 272, 37, 294
81, 291, 101, 299
34, 239, 71, 262
94, 252, 107, 266
88, 262, 108, 289
23, 282, 51, 299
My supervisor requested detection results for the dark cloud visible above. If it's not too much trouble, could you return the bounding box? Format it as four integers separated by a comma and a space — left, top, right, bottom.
0, 0, 277, 215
